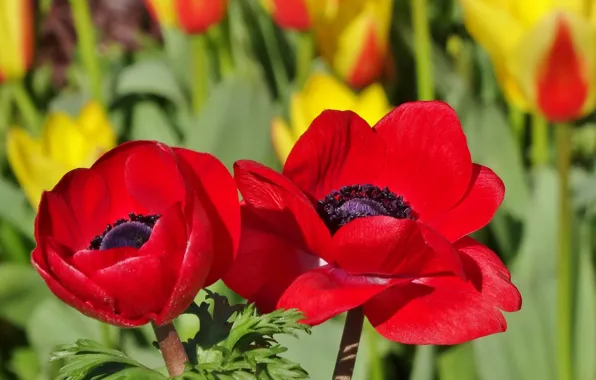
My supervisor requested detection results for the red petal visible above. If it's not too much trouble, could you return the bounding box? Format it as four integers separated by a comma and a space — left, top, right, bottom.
44, 239, 115, 313
537, 17, 588, 122
175, 0, 227, 34
72, 247, 138, 277
156, 195, 214, 324
223, 207, 321, 313
173, 148, 240, 287
234, 160, 332, 263
47, 168, 110, 248
282, 110, 385, 201
91, 255, 177, 322
36, 192, 83, 250
455, 237, 521, 312
348, 23, 385, 88
32, 253, 149, 326
364, 276, 507, 345
374, 101, 473, 220
91, 141, 159, 221
124, 143, 185, 214
278, 265, 405, 325
333, 217, 464, 278
428, 165, 505, 242
271, 0, 310, 30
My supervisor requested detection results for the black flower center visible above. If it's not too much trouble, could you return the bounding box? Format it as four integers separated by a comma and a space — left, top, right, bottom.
317, 184, 414, 234
88, 213, 160, 250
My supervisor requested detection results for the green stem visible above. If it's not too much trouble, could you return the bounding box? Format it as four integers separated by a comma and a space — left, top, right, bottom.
209, 25, 234, 77
555, 122, 573, 380
509, 106, 525, 145
11, 81, 41, 133
411, 0, 434, 100
70, 0, 103, 104
190, 34, 209, 115
531, 115, 549, 166
295, 31, 314, 88
332, 308, 364, 380
100, 323, 114, 349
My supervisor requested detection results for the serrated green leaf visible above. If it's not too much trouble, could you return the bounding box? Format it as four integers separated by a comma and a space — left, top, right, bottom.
0, 264, 49, 327
27, 298, 103, 377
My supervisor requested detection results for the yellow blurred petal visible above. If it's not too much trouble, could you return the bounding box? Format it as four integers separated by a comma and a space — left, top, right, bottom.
354, 83, 391, 126
271, 117, 295, 165
42, 113, 91, 168
77, 101, 117, 153
507, 11, 596, 115
146, 0, 178, 27
494, 62, 532, 111
324, 0, 391, 85
0, 1, 29, 79
289, 93, 311, 138
460, 0, 525, 58
509, 0, 585, 27
6, 128, 68, 208
301, 73, 357, 122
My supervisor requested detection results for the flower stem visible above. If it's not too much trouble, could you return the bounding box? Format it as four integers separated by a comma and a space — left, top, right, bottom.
508, 106, 525, 146
11, 81, 41, 133
153, 322, 188, 377
531, 115, 549, 166
295, 31, 313, 88
411, 0, 434, 100
190, 34, 209, 115
209, 25, 234, 77
69, 0, 103, 104
555, 122, 573, 380
332, 307, 365, 380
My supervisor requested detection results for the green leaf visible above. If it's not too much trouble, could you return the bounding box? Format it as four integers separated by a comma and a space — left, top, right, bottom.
275, 318, 372, 380
27, 298, 103, 376
460, 104, 529, 220
0, 264, 49, 327
0, 178, 35, 238
473, 168, 558, 380
184, 69, 275, 169
130, 102, 181, 146
51, 339, 166, 380
7, 347, 41, 380
438, 344, 477, 380
115, 59, 186, 105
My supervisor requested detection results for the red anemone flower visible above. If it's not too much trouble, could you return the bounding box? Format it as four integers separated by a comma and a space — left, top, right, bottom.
224, 101, 521, 345
32, 141, 240, 327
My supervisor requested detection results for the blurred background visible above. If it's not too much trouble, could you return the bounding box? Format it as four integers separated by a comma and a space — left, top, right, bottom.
0, 0, 595, 379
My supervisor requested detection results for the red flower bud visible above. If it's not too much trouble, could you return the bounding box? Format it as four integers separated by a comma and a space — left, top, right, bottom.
32, 141, 240, 327
176, 0, 228, 34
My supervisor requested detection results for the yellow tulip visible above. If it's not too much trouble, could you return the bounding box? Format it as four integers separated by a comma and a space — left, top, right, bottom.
144, 0, 178, 28
272, 72, 391, 164
0, 0, 33, 81
7, 102, 117, 208
460, 0, 596, 121
262, 0, 392, 88
314, 0, 393, 88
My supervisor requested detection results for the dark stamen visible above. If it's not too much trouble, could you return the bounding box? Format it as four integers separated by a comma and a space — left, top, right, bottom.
88, 213, 160, 250
317, 184, 414, 234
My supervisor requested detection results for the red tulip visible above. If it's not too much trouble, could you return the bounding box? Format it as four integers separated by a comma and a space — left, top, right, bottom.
176, 0, 228, 34
224, 101, 521, 345
32, 141, 240, 327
